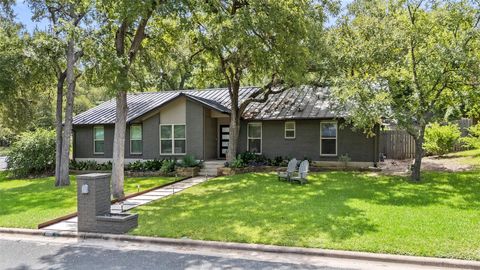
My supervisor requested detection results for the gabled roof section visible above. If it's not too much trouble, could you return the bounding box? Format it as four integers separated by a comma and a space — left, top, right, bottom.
72, 86, 337, 125
73, 87, 257, 125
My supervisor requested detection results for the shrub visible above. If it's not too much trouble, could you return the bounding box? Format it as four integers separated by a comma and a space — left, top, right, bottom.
126, 160, 145, 172
160, 159, 176, 174
238, 151, 269, 166
229, 157, 246, 168
143, 159, 163, 171
423, 122, 461, 156
180, 155, 200, 167
7, 128, 56, 177
270, 156, 285, 166
461, 124, 480, 149
69, 160, 99, 171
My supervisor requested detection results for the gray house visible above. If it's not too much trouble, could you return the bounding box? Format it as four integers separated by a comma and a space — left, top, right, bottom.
72, 86, 379, 167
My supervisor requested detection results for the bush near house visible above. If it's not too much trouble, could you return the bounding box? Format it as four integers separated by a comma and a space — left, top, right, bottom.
227, 152, 288, 168
7, 129, 56, 177
461, 123, 480, 149
423, 122, 461, 156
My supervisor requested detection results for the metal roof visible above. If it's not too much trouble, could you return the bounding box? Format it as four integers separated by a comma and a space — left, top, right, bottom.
72, 86, 336, 125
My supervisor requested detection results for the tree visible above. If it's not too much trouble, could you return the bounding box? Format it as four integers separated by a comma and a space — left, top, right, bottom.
330, 0, 480, 181
29, 0, 90, 186
187, 0, 329, 161
91, 0, 165, 199
0, 5, 55, 140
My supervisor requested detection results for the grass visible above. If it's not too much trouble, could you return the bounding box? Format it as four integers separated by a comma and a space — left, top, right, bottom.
0, 171, 177, 229
0, 146, 9, 156
443, 149, 480, 167
131, 171, 480, 260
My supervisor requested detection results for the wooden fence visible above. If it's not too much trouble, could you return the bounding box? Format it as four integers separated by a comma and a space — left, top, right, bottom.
380, 130, 416, 160
380, 118, 473, 160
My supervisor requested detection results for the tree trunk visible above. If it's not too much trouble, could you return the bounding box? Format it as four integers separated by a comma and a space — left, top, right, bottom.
57, 38, 76, 187
227, 109, 241, 162
54, 72, 66, 186
411, 126, 426, 182
111, 90, 128, 199
226, 82, 240, 162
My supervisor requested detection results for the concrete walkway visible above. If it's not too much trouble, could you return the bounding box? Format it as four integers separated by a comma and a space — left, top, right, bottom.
43, 176, 210, 232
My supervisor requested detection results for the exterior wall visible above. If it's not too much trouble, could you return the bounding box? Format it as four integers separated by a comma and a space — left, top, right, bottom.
239, 119, 378, 163
185, 99, 204, 159
73, 110, 378, 164
142, 113, 160, 159
74, 98, 208, 161
159, 97, 186, 124
204, 109, 218, 160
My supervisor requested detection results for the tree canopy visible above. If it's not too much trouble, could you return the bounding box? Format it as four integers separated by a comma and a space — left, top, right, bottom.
331, 0, 480, 180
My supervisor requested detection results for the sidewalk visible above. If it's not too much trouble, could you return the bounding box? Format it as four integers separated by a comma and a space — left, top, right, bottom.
42, 176, 210, 232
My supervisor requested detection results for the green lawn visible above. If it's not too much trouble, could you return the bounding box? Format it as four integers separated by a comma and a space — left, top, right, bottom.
0, 172, 176, 228
131, 171, 480, 260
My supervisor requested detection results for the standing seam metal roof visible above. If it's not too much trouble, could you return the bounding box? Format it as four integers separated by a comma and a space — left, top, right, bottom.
72, 86, 336, 125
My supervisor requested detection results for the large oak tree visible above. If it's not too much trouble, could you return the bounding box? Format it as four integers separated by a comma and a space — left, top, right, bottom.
331, 0, 480, 181
186, 0, 330, 161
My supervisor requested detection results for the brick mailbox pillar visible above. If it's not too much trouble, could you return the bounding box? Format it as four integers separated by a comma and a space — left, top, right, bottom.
77, 173, 111, 232
76, 173, 138, 234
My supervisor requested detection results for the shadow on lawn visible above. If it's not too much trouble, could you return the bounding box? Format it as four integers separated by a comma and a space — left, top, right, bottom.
133, 171, 480, 244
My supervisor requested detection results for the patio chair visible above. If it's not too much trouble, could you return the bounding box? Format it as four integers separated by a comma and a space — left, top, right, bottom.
291, 160, 309, 185
278, 158, 297, 181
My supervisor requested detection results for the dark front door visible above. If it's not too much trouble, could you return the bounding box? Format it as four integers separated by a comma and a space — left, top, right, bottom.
219, 125, 230, 158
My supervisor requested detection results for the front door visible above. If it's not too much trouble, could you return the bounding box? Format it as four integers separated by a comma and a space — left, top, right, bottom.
219, 125, 230, 158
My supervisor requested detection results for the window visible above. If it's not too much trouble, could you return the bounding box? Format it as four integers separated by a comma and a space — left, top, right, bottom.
160, 124, 186, 154
247, 122, 262, 154
320, 122, 337, 156
130, 124, 142, 154
93, 126, 104, 154
285, 121, 296, 139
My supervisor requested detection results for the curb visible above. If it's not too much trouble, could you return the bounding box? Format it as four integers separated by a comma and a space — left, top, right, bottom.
1, 228, 479, 269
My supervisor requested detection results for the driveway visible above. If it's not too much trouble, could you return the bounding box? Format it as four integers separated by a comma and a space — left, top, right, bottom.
0, 156, 6, 170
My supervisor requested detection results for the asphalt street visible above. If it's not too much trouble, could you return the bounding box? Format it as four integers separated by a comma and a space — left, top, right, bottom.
0, 234, 449, 270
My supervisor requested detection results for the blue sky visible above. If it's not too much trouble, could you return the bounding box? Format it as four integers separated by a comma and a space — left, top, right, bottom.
13, 0, 349, 33
13, 1, 49, 32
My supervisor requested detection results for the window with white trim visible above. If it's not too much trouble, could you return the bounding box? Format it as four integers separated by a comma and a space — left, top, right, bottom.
247, 122, 262, 154
320, 122, 337, 156
160, 124, 186, 154
285, 121, 296, 139
93, 126, 104, 154
130, 124, 142, 154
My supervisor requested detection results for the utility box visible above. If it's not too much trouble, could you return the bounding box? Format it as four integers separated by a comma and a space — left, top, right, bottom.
77, 173, 138, 234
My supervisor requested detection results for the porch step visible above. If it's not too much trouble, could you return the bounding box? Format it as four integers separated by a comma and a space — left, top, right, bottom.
200, 160, 226, 176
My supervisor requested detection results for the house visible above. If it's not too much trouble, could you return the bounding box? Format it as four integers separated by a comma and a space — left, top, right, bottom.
72, 86, 380, 167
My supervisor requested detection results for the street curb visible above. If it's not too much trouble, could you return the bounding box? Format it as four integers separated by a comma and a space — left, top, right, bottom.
1, 227, 479, 269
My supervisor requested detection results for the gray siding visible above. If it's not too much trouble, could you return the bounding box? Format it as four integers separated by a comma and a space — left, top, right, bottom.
239, 119, 377, 162
74, 115, 378, 163
204, 110, 217, 160
185, 99, 204, 159
143, 114, 160, 159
